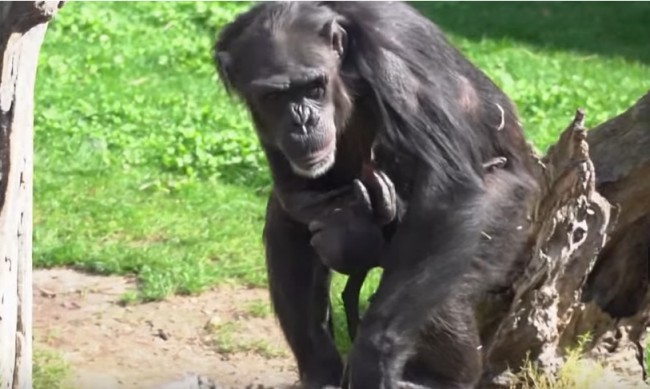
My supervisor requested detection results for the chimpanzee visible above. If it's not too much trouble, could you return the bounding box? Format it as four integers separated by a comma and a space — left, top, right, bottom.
214, 2, 538, 389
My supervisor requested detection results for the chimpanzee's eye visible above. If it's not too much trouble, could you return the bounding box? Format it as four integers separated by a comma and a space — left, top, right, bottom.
264, 91, 284, 102
306, 85, 325, 100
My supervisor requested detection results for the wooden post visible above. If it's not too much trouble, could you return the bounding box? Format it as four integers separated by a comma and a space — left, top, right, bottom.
0, 2, 62, 388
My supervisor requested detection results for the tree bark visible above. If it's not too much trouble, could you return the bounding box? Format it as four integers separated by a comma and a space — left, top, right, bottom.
0, 2, 61, 388
479, 91, 650, 388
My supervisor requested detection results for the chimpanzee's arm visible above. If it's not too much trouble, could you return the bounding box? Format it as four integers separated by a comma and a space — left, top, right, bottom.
266, 149, 397, 228
346, 171, 485, 388
263, 195, 343, 386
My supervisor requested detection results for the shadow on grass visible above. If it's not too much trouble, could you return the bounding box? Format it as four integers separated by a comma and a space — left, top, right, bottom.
412, 2, 650, 64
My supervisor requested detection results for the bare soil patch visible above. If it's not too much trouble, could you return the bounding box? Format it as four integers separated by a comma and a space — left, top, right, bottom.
33, 268, 298, 389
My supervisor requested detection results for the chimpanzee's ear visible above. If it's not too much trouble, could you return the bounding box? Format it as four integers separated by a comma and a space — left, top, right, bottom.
322, 19, 348, 60
214, 50, 233, 94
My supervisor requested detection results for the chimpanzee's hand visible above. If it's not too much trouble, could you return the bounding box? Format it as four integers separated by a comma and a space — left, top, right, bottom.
360, 163, 397, 226
308, 180, 385, 274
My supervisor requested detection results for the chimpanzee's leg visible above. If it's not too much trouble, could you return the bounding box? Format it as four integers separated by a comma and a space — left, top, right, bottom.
341, 270, 368, 341
263, 194, 343, 388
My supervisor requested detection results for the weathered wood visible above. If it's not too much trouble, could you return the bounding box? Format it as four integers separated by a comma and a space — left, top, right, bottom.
0, 2, 61, 388
479, 91, 650, 388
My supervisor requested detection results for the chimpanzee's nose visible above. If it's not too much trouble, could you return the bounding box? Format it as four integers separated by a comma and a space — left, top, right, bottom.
291, 104, 315, 133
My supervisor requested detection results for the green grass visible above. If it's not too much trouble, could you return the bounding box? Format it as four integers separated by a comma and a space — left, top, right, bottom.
33, 346, 70, 389
512, 334, 607, 389
413, 2, 650, 150
35, 2, 268, 301
244, 299, 273, 319
34, 0, 649, 345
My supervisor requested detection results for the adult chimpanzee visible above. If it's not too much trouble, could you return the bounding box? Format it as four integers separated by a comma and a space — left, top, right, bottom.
214, 2, 538, 388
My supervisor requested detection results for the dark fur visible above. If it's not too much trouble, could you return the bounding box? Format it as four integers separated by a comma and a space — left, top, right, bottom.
214, 2, 538, 388
340, 156, 511, 344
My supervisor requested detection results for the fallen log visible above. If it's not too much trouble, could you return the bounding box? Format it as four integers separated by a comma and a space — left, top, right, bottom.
479, 91, 650, 388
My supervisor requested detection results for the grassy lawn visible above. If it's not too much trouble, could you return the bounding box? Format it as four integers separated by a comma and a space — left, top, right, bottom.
34, 1, 649, 349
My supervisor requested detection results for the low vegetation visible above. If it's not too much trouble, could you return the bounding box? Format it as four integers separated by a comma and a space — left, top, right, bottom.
33, 346, 70, 389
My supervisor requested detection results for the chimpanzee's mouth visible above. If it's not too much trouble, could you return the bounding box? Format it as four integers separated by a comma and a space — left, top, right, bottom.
291, 141, 336, 179
298, 145, 334, 166
294, 137, 335, 166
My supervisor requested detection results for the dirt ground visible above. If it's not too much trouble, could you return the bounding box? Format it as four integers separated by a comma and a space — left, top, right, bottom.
33, 268, 300, 389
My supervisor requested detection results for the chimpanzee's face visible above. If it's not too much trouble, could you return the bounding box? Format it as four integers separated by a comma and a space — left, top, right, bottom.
218, 16, 350, 178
